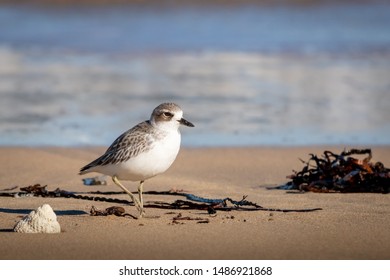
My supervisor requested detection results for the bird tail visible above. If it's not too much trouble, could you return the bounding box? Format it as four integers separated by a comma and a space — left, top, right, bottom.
79, 162, 96, 175
79, 166, 90, 175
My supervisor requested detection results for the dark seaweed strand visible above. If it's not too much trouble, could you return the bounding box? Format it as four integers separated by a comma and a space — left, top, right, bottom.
0, 187, 322, 213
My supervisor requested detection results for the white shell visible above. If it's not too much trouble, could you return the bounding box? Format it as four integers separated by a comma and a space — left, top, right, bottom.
14, 204, 61, 234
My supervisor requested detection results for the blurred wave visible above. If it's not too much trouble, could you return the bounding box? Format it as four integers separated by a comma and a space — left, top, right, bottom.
1, 3, 390, 53
0, 2, 389, 146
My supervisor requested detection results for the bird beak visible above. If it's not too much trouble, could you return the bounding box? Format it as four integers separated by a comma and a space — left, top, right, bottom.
179, 118, 195, 127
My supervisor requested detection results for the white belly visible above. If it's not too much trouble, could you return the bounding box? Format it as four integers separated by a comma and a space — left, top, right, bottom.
95, 131, 181, 181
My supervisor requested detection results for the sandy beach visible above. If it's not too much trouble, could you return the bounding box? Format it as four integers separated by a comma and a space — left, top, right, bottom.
1, 0, 390, 264
0, 146, 389, 260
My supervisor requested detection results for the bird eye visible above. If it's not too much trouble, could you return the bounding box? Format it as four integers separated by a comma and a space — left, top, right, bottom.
163, 112, 173, 118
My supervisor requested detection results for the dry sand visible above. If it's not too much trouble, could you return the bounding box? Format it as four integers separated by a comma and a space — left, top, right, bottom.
0, 146, 389, 260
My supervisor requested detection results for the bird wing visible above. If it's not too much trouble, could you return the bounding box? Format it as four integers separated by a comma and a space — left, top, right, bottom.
79, 121, 155, 173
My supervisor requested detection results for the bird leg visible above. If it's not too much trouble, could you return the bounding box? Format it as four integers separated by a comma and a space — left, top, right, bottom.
112, 176, 144, 217
137, 180, 145, 217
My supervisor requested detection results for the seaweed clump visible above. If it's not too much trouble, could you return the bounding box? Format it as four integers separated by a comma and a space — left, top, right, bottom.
278, 148, 390, 193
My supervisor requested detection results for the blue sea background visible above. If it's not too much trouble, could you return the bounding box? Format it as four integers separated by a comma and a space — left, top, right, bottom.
0, 1, 389, 147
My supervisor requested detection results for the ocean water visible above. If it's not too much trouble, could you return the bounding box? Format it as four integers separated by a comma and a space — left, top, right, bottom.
0, 2, 390, 147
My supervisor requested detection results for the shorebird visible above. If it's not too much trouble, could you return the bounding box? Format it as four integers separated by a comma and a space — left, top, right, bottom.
79, 103, 194, 218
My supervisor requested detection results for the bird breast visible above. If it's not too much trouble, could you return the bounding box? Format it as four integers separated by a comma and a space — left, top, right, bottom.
108, 130, 181, 181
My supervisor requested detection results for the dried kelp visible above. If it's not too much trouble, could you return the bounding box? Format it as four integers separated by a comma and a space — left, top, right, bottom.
90, 206, 130, 217
276, 148, 390, 193
0, 184, 321, 213
170, 213, 210, 224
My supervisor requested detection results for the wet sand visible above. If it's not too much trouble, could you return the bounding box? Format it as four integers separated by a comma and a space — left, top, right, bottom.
1, 146, 389, 260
